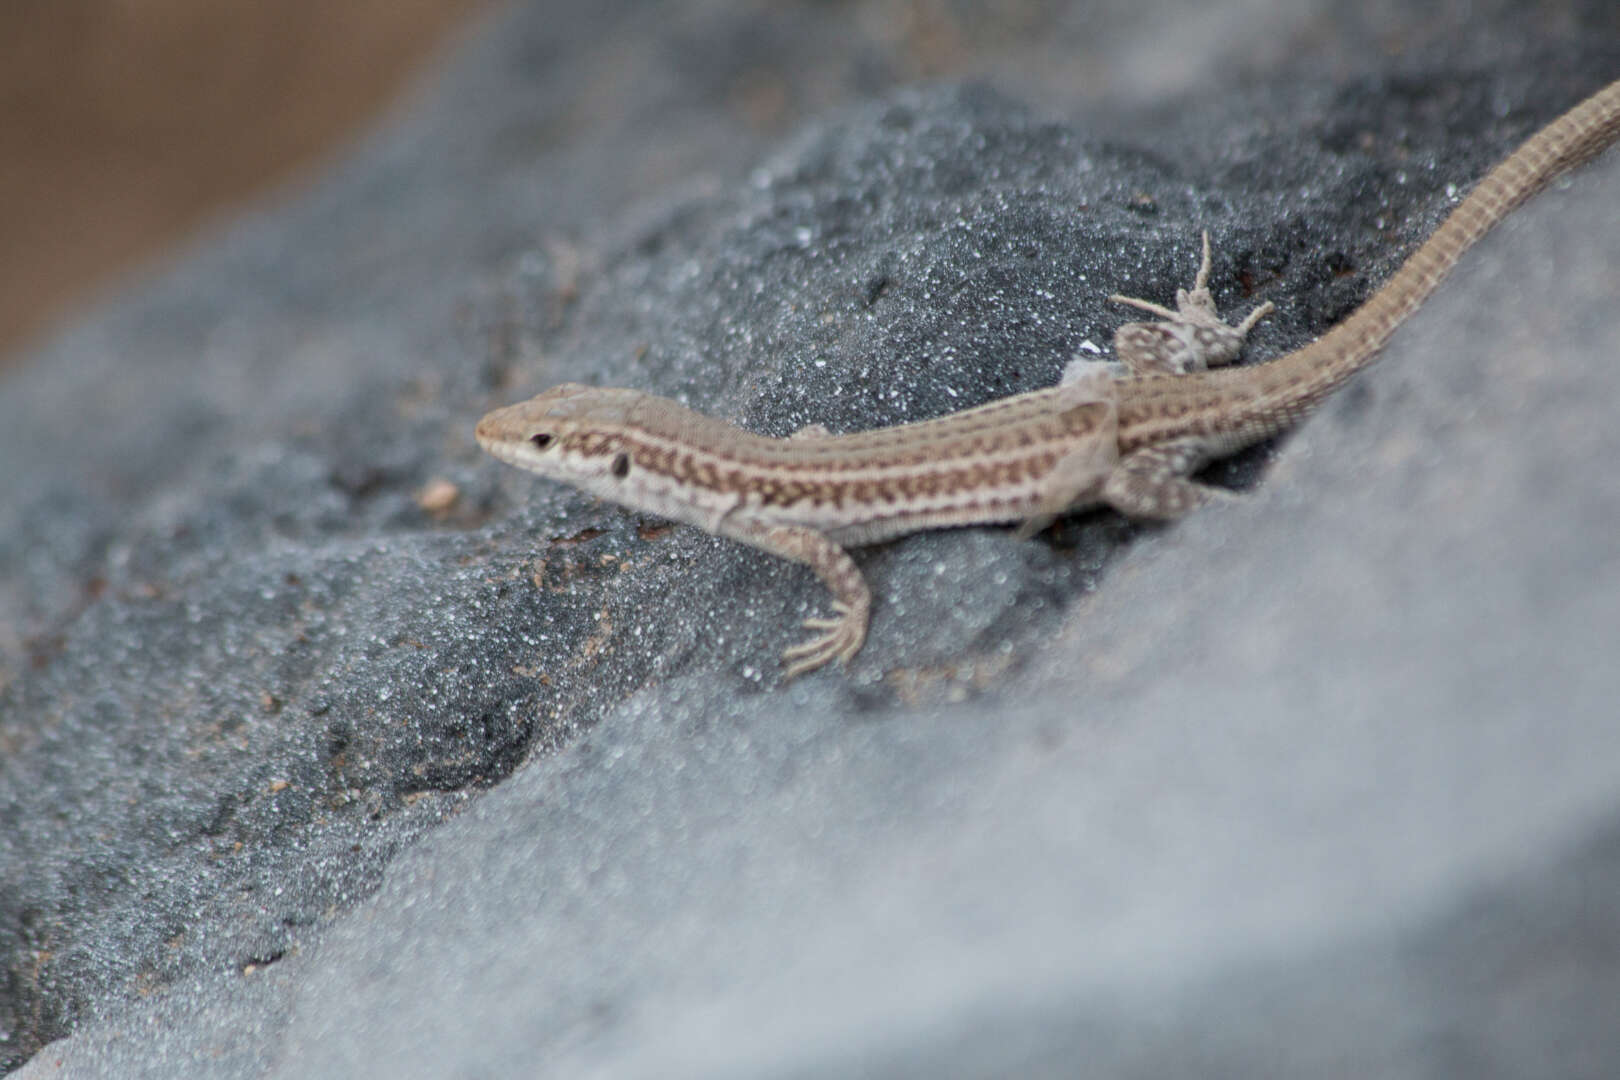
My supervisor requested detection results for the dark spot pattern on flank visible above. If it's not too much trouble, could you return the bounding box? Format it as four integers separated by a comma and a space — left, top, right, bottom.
566, 424, 1092, 512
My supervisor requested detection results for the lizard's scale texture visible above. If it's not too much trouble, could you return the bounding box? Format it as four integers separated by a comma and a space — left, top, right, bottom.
478, 78, 1620, 676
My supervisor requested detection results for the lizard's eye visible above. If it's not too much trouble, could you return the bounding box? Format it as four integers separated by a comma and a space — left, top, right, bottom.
611, 452, 631, 479
530, 433, 553, 450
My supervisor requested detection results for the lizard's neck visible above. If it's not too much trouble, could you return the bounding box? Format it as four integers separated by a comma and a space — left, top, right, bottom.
1119, 77, 1620, 452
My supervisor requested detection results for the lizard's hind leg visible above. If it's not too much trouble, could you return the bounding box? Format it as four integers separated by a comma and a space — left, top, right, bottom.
1101, 437, 1237, 520
1109, 231, 1273, 376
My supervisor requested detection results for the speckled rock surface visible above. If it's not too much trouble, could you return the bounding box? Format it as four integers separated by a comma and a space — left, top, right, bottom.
4, 1, 1619, 1076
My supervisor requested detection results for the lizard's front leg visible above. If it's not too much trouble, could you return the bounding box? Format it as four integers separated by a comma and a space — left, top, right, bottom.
1108, 231, 1274, 376
729, 520, 871, 678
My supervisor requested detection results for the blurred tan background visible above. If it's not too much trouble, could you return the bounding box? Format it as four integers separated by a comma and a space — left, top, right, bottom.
0, 0, 487, 368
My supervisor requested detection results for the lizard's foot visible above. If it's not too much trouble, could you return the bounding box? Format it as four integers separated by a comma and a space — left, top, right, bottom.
781, 601, 866, 679
1109, 231, 1274, 376
736, 522, 872, 680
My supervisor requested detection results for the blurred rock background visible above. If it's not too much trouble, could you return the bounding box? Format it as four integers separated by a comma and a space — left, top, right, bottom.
3, 3, 1618, 1078
0, 0, 484, 363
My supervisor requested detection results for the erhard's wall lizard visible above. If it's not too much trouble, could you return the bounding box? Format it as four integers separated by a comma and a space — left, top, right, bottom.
478, 78, 1620, 677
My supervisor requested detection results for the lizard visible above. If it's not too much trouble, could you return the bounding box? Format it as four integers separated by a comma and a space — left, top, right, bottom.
477, 77, 1620, 678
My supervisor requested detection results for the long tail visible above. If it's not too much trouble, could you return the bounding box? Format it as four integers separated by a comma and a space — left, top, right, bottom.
1247, 77, 1620, 424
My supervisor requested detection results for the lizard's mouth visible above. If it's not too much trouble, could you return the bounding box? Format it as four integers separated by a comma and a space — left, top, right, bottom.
474, 399, 546, 457
475, 435, 531, 467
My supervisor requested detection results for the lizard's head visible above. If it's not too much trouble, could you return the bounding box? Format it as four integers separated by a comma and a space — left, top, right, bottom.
475, 383, 644, 482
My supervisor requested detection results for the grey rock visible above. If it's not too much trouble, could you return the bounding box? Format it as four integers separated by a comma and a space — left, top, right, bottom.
4, 0, 1618, 1076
